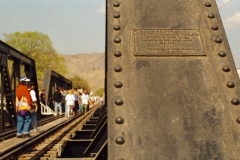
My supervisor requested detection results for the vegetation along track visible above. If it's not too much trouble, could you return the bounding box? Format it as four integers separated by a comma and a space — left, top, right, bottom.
0, 104, 100, 160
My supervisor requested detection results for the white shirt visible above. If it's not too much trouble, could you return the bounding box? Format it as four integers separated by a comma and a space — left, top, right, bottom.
30, 90, 37, 102
65, 94, 75, 105
81, 93, 89, 104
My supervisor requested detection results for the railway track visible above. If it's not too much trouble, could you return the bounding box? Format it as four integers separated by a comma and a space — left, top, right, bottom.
0, 115, 64, 142
0, 104, 105, 160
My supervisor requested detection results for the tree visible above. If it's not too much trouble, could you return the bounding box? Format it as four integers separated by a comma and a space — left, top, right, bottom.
69, 75, 91, 91
94, 88, 104, 97
4, 31, 67, 81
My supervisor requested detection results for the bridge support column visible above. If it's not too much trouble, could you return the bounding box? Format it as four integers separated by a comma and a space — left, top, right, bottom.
107, 0, 240, 159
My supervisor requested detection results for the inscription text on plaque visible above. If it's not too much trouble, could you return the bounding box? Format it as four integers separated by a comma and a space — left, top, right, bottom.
134, 29, 205, 56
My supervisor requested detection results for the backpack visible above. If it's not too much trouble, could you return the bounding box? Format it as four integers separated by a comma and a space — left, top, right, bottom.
16, 95, 31, 115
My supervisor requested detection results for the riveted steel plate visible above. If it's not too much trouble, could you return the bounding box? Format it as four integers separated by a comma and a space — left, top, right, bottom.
134, 29, 205, 56
107, 0, 240, 159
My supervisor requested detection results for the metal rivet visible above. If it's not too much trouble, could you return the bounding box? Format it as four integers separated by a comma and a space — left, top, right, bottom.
205, 2, 212, 7
114, 38, 121, 43
208, 13, 215, 18
236, 117, 240, 123
113, 2, 120, 7
114, 51, 122, 57
226, 81, 235, 88
215, 38, 222, 43
231, 98, 240, 105
218, 51, 226, 57
211, 25, 219, 30
113, 25, 121, 30
114, 82, 123, 88
115, 99, 123, 105
114, 66, 122, 72
115, 137, 125, 145
222, 66, 230, 72
115, 117, 124, 124
113, 13, 120, 18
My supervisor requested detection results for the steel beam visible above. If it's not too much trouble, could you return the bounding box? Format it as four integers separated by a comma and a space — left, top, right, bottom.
107, 0, 240, 159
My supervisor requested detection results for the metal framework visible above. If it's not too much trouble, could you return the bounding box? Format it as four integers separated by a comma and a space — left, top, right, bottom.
0, 41, 72, 131
42, 69, 72, 110
0, 40, 38, 130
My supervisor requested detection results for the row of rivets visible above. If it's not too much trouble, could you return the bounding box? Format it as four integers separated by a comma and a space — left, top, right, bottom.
205, 2, 240, 122
206, 4, 223, 43
214, 38, 222, 43
113, 1, 125, 150
114, 51, 122, 57
114, 25, 121, 30
113, 2, 120, 7
208, 13, 215, 19
236, 117, 240, 123
115, 117, 124, 124
218, 51, 226, 57
114, 81, 123, 88
114, 66, 122, 72
115, 99, 123, 105
232, 98, 240, 105
115, 137, 125, 144
219, 56, 238, 104
222, 66, 230, 72
113, 13, 121, 18
226, 81, 235, 88
205, 2, 212, 7
114, 38, 121, 43
211, 25, 219, 31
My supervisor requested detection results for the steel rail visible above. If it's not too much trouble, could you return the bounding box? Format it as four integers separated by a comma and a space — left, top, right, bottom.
0, 105, 98, 159
0, 115, 64, 142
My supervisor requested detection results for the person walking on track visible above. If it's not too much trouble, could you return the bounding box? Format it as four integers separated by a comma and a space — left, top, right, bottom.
73, 88, 79, 114
28, 81, 39, 133
81, 89, 90, 115
15, 76, 32, 138
53, 87, 63, 116
65, 90, 75, 117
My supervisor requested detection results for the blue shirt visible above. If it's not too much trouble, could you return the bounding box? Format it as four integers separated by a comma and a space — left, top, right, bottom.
74, 91, 78, 101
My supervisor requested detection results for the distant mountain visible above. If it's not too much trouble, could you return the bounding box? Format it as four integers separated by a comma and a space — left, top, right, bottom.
60, 53, 105, 92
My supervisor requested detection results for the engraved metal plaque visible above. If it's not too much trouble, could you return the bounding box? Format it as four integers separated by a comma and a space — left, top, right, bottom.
134, 29, 205, 56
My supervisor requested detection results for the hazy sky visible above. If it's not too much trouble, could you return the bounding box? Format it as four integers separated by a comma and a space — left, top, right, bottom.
0, 0, 106, 54
0, 0, 240, 66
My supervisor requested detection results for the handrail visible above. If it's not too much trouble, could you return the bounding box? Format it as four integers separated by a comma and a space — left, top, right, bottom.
40, 102, 55, 115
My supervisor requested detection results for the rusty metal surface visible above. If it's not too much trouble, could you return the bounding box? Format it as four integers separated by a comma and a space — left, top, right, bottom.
107, 0, 240, 159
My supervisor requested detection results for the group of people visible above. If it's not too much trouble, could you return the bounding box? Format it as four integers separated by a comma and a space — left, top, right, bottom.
53, 87, 90, 117
14, 76, 92, 138
15, 76, 39, 138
